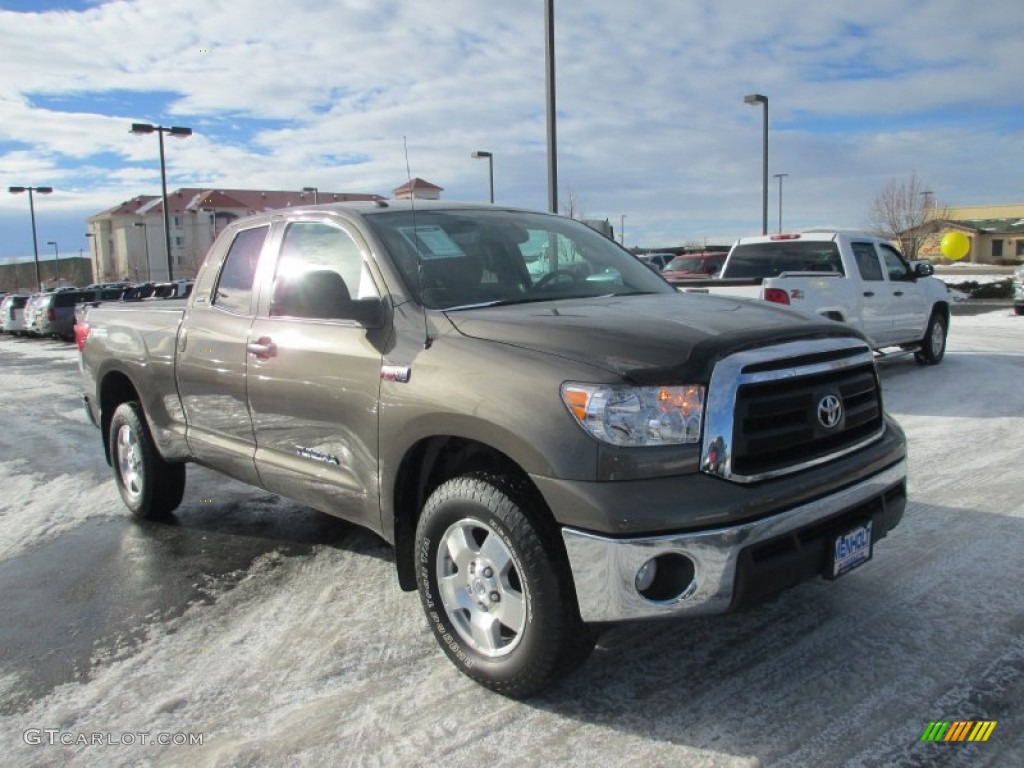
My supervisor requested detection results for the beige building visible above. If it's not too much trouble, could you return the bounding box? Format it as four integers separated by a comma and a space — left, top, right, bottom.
917, 204, 1024, 264
86, 188, 385, 282
393, 177, 444, 201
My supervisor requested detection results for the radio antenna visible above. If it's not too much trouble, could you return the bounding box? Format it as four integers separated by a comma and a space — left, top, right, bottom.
404, 136, 432, 349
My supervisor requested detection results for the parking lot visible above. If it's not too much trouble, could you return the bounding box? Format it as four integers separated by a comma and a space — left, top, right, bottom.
1, 310, 1022, 767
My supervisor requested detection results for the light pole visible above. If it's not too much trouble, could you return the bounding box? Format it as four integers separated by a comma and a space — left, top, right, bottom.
46, 240, 60, 287
470, 151, 494, 203
303, 186, 319, 204
773, 173, 789, 233
130, 123, 193, 281
8, 185, 53, 291
544, 0, 557, 213
133, 221, 152, 281
84, 232, 98, 283
744, 94, 768, 235
620, 214, 626, 246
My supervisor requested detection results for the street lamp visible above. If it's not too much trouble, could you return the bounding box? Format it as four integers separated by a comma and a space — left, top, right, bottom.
773, 173, 789, 233
133, 221, 152, 281
130, 122, 193, 281
8, 185, 53, 291
302, 186, 319, 204
744, 94, 768, 235
470, 151, 494, 203
620, 214, 627, 246
46, 240, 60, 287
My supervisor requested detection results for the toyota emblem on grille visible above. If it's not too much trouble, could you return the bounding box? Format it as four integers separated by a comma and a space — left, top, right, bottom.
817, 394, 843, 429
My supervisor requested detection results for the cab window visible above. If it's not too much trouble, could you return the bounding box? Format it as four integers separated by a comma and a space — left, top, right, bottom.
214, 226, 268, 315
852, 242, 884, 281
269, 221, 379, 319
878, 244, 910, 281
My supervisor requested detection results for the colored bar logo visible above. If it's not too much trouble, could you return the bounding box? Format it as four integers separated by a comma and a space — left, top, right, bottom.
920, 721, 997, 742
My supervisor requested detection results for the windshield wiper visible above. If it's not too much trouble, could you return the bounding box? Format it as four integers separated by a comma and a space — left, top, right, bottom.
443, 296, 561, 311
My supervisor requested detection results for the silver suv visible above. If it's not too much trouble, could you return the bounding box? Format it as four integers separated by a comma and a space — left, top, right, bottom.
0, 294, 31, 334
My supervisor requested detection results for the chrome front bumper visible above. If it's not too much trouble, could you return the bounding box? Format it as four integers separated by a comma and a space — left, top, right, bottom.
561, 459, 907, 623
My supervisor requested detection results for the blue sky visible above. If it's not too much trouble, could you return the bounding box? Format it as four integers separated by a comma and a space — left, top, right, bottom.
2, 0, 1023, 264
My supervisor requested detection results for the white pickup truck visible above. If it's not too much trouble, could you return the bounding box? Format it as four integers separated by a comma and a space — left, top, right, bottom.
673, 231, 952, 364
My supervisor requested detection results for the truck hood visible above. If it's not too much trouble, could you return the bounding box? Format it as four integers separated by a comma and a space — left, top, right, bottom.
445, 293, 864, 384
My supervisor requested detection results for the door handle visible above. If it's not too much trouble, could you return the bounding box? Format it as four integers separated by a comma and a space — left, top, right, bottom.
894, 291, 904, 296
246, 336, 277, 359
863, 291, 874, 297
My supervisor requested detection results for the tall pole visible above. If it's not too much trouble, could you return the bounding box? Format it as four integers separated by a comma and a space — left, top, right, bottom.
544, 0, 558, 214
760, 101, 768, 235
487, 154, 494, 204
47, 240, 60, 286
134, 222, 152, 281
157, 129, 173, 282
773, 173, 789, 233
620, 214, 626, 245
29, 190, 42, 290
471, 151, 494, 203
744, 94, 769, 235
84, 232, 96, 283
9, 185, 52, 291
131, 123, 192, 282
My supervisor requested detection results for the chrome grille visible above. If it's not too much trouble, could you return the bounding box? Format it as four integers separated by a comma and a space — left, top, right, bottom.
702, 338, 883, 483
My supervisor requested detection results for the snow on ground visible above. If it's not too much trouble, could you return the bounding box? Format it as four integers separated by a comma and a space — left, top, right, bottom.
0, 312, 1022, 767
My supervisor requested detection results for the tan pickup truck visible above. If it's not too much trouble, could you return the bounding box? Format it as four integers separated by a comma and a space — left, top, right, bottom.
77, 201, 908, 697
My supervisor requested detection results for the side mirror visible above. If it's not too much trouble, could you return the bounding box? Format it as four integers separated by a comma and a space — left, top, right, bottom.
338, 297, 386, 328
912, 260, 934, 278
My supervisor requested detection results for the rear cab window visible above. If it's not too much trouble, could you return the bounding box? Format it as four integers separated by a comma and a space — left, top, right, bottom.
213, 226, 269, 315
725, 241, 845, 280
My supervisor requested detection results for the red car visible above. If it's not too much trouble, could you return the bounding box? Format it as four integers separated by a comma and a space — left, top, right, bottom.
661, 251, 728, 280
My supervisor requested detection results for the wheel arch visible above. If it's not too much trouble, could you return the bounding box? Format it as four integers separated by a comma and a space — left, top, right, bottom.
391, 436, 557, 592
98, 370, 142, 465
930, 300, 951, 325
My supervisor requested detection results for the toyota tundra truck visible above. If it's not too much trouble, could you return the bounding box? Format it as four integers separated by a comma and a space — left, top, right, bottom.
77, 201, 908, 697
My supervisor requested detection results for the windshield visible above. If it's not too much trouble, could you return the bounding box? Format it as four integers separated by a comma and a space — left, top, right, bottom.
364, 209, 674, 310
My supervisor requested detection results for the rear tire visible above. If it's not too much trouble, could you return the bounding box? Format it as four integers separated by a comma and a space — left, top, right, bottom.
415, 473, 593, 698
914, 312, 947, 365
109, 401, 186, 518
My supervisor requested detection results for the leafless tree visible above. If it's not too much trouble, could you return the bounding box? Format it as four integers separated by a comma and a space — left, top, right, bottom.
560, 184, 585, 220
179, 244, 205, 279
866, 172, 950, 259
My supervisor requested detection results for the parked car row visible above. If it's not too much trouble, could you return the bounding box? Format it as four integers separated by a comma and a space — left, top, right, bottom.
0, 280, 193, 341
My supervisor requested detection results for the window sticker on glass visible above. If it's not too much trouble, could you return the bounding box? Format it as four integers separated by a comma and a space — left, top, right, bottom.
397, 225, 466, 260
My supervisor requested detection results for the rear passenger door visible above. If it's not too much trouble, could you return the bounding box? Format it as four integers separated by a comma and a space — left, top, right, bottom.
176, 223, 269, 487
246, 217, 388, 530
851, 241, 894, 345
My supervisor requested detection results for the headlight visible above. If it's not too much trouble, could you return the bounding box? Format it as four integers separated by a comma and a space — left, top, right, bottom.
560, 382, 705, 447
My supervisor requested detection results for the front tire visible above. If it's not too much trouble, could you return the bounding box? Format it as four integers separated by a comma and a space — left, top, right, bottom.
914, 312, 947, 365
109, 401, 186, 518
415, 474, 593, 698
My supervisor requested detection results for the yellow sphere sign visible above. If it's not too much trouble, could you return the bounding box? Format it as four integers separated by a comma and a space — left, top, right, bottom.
940, 231, 970, 261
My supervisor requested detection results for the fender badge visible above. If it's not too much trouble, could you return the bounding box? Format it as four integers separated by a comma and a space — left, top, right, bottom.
380, 365, 411, 383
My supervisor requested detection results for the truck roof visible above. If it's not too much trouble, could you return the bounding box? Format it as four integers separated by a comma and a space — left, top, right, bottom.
733, 230, 895, 246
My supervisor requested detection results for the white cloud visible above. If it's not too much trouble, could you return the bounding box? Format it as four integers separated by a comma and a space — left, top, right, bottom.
1, 0, 1022, 255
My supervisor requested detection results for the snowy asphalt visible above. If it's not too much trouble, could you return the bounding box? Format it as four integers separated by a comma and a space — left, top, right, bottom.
0, 311, 1021, 767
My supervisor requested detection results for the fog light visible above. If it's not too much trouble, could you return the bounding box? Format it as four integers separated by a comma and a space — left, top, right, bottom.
635, 553, 696, 602
635, 559, 658, 592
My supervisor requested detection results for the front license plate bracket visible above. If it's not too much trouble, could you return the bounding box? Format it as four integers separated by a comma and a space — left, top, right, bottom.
827, 520, 873, 580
